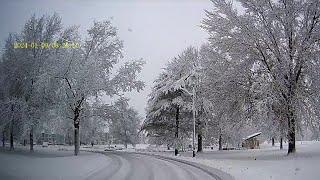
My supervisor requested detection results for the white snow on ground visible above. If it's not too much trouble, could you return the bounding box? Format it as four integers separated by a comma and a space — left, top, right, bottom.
0, 146, 113, 180
152, 141, 320, 180
76, 141, 320, 180
80, 141, 320, 180
74, 141, 320, 180
2, 141, 320, 180
82, 143, 171, 152
0, 144, 219, 180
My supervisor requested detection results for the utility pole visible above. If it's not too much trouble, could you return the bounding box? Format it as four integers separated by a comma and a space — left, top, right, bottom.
181, 70, 197, 157
192, 85, 196, 157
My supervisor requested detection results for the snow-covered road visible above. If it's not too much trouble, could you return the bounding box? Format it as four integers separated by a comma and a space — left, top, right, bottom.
0, 149, 222, 180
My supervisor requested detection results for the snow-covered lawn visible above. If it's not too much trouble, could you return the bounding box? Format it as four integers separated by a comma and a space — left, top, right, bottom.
155, 141, 320, 180
0, 146, 113, 180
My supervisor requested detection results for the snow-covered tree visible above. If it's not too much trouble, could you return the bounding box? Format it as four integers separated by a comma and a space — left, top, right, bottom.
49, 20, 144, 155
198, 43, 254, 149
202, 0, 320, 154
109, 97, 141, 148
0, 14, 145, 155
0, 14, 66, 151
144, 47, 200, 155
0, 98, 26, 150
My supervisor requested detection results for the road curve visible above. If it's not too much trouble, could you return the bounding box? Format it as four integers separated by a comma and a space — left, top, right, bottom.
0, 149, 232, 180
89, 151, 222, 180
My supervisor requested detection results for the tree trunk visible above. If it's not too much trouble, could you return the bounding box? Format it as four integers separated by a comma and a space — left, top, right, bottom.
280, 122, 284, 150
287, 99, 296, 154
218, 133, 222, 151
10, 104, 14, 151
10, 119, 14, 151
67, 130, 72, 145
74, 125, 80, 156
30, 127, 34, 151
73, 96, 84, 156
287, 119, 295, 154
218, 128, 222, 151
174, 107, 179, 156
124, 130, 129, 148
10, 131, 14, 150
272, 137, 275, 146
197, 133, 203, 152
124, 129, 128, 149
2, 131, 5, 148
2, 130, 5, 148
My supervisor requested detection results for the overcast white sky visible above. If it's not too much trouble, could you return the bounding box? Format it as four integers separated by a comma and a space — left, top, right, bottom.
0, 0, 212, 117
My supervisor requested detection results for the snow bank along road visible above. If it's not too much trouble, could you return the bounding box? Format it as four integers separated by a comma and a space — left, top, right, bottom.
0, 149, 232, 180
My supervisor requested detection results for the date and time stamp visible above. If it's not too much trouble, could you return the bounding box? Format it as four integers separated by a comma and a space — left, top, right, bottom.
13, 41, 80, 49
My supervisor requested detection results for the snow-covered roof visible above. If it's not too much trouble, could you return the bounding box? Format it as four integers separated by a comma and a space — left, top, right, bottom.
243, 132, 261, 140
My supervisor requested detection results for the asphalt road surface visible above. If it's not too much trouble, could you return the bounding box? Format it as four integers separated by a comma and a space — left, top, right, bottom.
0, 149, 222, 180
